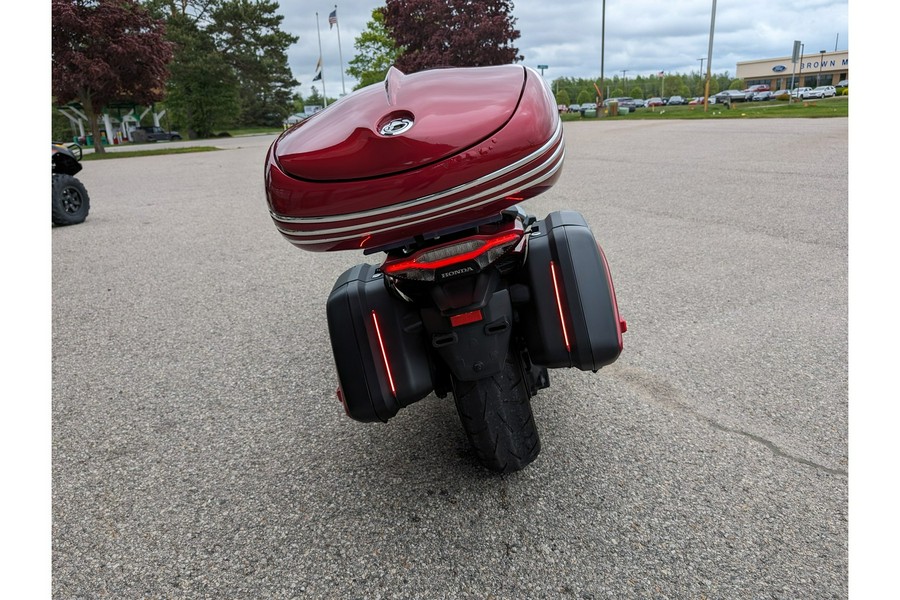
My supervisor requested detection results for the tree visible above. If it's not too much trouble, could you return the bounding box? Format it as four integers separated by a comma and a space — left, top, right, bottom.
555, 89, 570, 106
146, 0, 298, 131
163, 12, 241, 137
207, 0, 298, 126
347, 8, 401, 90
52, 0, 173, 153
383, 0, 522, 73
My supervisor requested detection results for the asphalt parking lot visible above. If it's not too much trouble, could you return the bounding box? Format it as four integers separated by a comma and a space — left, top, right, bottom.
52, 118, 848, 599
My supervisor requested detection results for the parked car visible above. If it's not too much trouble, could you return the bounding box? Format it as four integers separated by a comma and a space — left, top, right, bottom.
666, 95, 685, 105
633, 98, 646, 108
134, 126, 182, 142
836, 79, 848, 91
646, 97, 664, 107
283, 113, 309, 126
813, 85, 836, 98
801, 87, 825, 99
752, 91, 774, 101
745, 84, 770, 93
771, 89, 790, 99
580, 102, 598, 114
568, 104, 582, 113
791, 87, 817, 99
603, 97, 637, 112
713, 90, 748, 103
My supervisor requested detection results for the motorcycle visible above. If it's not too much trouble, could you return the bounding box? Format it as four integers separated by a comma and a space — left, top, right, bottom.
264, 65, 626, 472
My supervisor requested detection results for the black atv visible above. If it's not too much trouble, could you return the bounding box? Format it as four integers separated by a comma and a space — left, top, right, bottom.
52, 142, 90, 225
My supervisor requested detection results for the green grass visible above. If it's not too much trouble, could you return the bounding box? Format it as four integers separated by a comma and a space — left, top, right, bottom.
563, 96, 848, 121
81, 146, 221, 161
221, 127, 283, 136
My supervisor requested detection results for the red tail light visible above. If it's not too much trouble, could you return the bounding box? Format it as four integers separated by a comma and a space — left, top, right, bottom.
382, 231, 523, 281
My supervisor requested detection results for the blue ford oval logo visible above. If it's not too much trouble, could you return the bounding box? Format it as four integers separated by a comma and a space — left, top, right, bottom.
772, 65, 787, 72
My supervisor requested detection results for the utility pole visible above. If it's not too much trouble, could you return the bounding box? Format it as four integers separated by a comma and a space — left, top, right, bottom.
703, 0, 717, 112
599, 0, 606, 109
818, 50, 826, 86
698, 58, 705, 98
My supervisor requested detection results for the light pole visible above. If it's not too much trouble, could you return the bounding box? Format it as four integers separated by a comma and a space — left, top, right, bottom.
818, 50, 826, 86
703, 0, 717, 112
600, 0, 606, 108
799, 43, 805, 86
621, 69, 628, 94
698, 58, 705, 97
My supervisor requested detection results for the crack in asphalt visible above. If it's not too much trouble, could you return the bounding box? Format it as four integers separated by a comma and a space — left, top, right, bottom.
612, 364, 848, 477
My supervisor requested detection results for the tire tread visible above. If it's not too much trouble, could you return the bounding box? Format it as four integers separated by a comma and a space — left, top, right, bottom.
452, 352, 541, 473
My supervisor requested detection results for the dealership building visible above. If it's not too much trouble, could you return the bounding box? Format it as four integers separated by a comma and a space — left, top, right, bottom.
736, 49, 848, 90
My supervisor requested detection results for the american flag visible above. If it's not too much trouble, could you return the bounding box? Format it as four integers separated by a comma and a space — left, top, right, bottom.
328, 9, 337, 29
658, 71, 664, 78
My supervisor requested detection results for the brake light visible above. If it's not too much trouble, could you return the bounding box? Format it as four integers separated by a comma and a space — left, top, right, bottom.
383, 231, 522, 281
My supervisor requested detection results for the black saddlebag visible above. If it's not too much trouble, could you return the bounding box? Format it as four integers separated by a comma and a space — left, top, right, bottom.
521, 211, 625, 371
326, 263, 434, 422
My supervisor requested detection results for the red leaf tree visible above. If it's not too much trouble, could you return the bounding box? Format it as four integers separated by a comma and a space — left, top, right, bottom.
52, 0, 173, 152
383, 0, 522, 74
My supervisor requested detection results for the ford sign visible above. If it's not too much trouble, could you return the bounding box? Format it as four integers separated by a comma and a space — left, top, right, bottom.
773, 65, 787, 72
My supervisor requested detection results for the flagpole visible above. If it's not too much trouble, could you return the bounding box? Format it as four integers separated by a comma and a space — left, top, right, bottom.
333, 5, 346, 96
316, 12, 328, 107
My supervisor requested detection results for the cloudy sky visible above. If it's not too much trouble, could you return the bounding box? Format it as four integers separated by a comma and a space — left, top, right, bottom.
279, 0, 849, 96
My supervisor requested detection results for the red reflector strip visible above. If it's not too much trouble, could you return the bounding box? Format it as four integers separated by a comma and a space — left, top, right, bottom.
336, 386, 350, 416
597, 242, 625, 351
450, 309, 483, 327
370, 311, 397, 397
549, 261, 571, 352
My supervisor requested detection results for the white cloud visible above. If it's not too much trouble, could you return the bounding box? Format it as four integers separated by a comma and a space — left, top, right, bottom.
281, 0, 848, 95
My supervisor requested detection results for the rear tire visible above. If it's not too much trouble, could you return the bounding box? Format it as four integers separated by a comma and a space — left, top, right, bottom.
451, 351, 541, 473
52, 174, 90, 226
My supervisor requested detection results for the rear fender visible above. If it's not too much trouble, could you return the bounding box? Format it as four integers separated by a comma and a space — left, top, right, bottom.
421, 272, 513, 382
52, 146, 82, 176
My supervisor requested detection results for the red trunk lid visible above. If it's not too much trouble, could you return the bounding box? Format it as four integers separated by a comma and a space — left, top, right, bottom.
274, 65, 526, 181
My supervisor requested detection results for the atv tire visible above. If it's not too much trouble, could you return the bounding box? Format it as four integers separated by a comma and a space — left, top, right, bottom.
451, 351, 541, 473
52, 174, 90, 226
